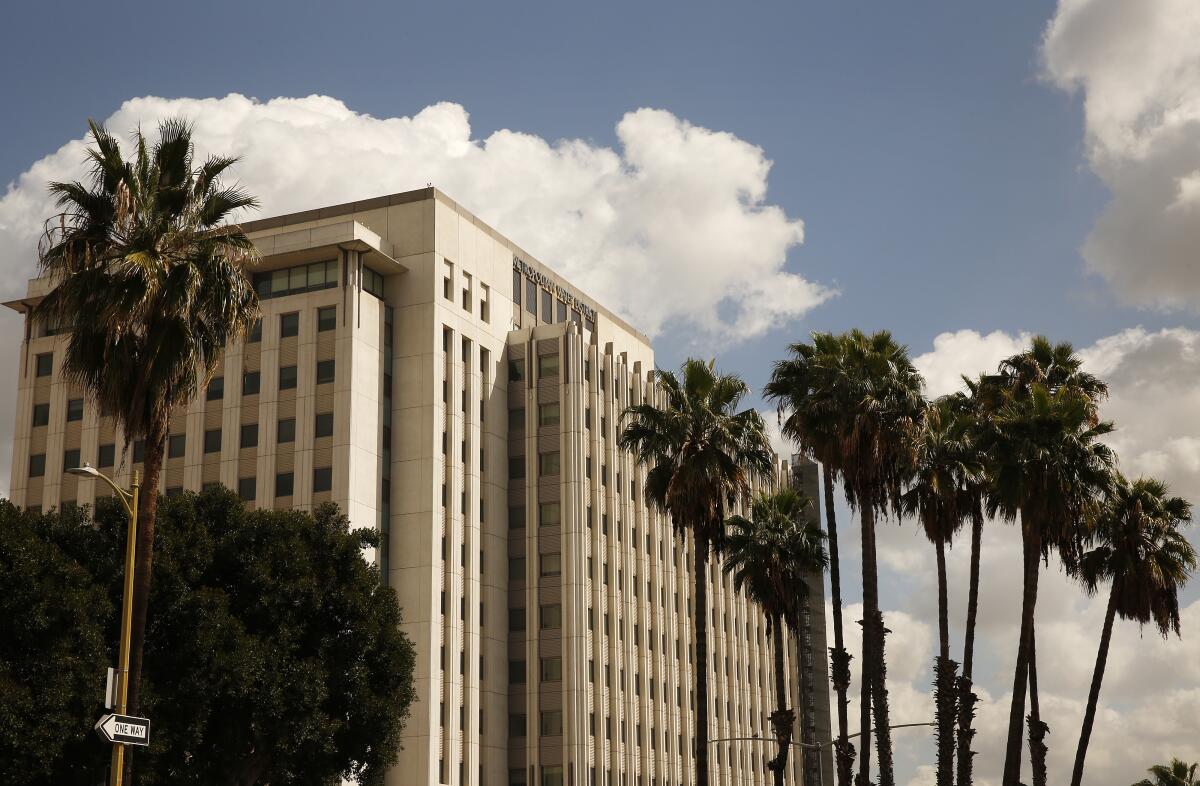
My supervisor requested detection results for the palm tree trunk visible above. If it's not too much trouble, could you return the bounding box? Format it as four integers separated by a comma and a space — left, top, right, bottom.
695, 535, 712, 786
1070, 589, 1118, 786
123, 419, 167, 784
770, 615, 792, 786
956, 511, 983, 786
860, 503, 895, 786
934, 540, 956, 786
1002, 528, 1041, 786
824, 465, 856, 786
1027, 628, 1048, 786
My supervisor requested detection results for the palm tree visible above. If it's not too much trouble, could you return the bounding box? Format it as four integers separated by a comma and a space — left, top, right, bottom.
900, 397, 981, 786
827, 330, 924, 786
764, 333, 858, 786
619, 359, 774, 786
983, 338, 1112, 786
984, 382, 1114, 786
945, 382, 989, 786
35, 119, 259, 734
1070, 477, 1195, 786
1133, 759, 1200, 786
723, 487, 829, 786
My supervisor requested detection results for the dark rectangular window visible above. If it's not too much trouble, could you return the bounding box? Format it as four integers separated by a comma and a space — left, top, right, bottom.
509, 607, 526, 632
206, 376, 224, 401
277, 418, 295, 444
508, 359, 524, 383
249, 318, 262, 343
240, 423, 258, 449
557, 300, 567, 323
313, 466, 332, 492
168, 434, 186, 459
509, 659, 526, 684
62, 449, 80, 471
316, 359, 335, 385
238, 477, 256, 501
363, 267, 385, 298
28, 453, 45, 477
280, 312, 299, 338
317, 306, 336, 332
509, 506, 526, 529
526, 280, 537, 315
165, 487, 182, 498
203, 429, 221, 454
35, 353, 53, 377
253, 260, 337, 300
513, 270, 522, 304
509, 456, 525, 480
133, 440, 145, 463
509, 713, 527, 738
242, 371, 260, 396
31, 403, 49, 428
315, 412, 334, 438
542, 290, 552, 321
98, 444, 115, 468
279, 365, 297, 390
66, 398, 83, 422
275, 472, 294, 498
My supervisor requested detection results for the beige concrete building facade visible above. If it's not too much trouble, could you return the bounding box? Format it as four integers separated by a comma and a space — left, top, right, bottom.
5, 188, 833, 786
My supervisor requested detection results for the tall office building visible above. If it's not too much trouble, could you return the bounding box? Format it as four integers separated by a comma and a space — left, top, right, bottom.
5, 187, 832, 786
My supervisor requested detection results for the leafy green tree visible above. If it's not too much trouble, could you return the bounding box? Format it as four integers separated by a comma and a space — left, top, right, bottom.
981, 337, 1114, 786
0, 502, 114, 785
900, 398, 981, 786
723, 488, 828, 786
34, 118, 261, 744
620, 359, 774, 786
1070, 477, 1195, 786
764, 333, 857, 786
1133, 759, 1200, 786
0, 489, 416, 786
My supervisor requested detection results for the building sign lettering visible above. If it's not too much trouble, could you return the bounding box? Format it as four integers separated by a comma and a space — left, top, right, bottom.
513, 256, 597, 321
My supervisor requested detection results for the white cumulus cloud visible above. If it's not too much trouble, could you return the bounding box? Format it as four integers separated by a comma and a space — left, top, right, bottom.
0, 94, 831, 342
1042, 0, 1200, 309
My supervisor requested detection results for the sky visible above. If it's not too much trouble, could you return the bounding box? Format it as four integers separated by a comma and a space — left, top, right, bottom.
1, 1, 1198, 784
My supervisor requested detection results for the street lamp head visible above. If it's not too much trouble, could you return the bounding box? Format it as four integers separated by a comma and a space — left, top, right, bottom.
66, 463, 102, 479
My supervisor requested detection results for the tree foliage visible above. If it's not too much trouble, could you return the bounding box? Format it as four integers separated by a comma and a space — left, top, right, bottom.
0, 489, 416, 786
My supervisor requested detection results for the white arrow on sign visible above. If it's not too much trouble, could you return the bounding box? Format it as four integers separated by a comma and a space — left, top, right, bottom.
95, 713, 150, 747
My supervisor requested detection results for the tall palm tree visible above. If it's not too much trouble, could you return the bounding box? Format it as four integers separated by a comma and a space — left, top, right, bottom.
827, 330, 924, 786
723, 487, 829, 786
944, 382, 989, 786
35, 119, 259, 734
900, 398, 981, 786
620, 359, 774, 786
764, 333, 858, 786
984, 337, 1111, 786
1070, 477, 1195, 786
984, 381, 1114, 786
1133, 759, 1200, 786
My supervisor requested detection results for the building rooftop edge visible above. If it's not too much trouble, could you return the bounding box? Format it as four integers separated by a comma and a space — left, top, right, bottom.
240, 186, 652, 346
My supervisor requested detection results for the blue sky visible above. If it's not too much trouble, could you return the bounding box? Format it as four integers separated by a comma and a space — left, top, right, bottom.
2, 1, 1198, 783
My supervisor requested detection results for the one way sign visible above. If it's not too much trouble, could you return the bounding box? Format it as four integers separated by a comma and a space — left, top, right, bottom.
95, 713, 150, 747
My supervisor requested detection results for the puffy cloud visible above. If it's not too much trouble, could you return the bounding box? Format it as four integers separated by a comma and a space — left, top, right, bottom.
913, 329, 1031, 398
1042, 0, 1200, 308
0, 94, 830, 342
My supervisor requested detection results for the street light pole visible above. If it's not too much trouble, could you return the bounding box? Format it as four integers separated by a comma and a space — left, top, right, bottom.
68, 463, 139, 786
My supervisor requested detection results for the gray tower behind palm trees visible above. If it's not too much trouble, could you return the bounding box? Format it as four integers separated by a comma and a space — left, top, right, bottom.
784, 454, 835, 786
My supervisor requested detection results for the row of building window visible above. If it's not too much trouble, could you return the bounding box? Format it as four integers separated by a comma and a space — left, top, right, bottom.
28, 411, 334, 478
253, 260, 338, 300
508, 353, 559, 383
442, 260, 491, 322
511, 269, 595, 333
206, 358, 335, 401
